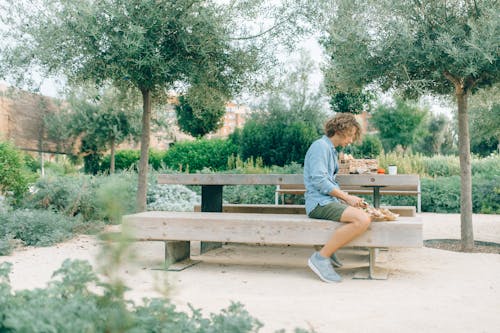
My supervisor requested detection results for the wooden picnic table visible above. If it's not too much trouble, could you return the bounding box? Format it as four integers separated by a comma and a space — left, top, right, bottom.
157, 173, 420, 210
128, 173, 422, 277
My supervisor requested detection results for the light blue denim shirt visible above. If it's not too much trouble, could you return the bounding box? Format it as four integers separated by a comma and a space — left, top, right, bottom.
303, 135, 341, 215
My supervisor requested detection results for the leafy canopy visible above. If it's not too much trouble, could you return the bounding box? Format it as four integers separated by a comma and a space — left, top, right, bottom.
175, 84, 227, 138
322, 0, 500, 96
1, 0, 258, 96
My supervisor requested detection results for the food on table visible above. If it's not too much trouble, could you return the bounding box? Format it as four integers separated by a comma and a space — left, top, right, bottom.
361, 202, 399, 221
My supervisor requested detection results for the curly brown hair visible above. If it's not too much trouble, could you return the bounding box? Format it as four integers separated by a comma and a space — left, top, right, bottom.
324, 113, 362, 141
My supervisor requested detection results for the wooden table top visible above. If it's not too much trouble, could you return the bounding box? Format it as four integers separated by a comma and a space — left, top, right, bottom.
157, 173, 419, 187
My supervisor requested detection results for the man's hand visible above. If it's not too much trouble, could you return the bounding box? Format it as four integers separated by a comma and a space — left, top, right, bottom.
330, 188, 366, 207
344, 194, 365, 207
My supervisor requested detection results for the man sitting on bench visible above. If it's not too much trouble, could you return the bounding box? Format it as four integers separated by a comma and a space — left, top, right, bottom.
304, 113, 371, 283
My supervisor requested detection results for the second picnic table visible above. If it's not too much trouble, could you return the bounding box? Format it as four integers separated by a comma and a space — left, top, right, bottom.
157, 173, 420, 210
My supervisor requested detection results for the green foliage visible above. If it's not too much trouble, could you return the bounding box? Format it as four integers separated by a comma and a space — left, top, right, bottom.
163, 139, 238, 172
238, 118, 318, 167
469, 85, 500, 156
148, 149, 166, 171
377, 175, 499, 214
413, 113, 454, 156
0, 209, 76, 254
260, 50, 329, 134
147, 184, 200, 212
95, 175, 138, 224
175, 85, 227, 138
0, 141, 31, 202
321, 0, 500, 244
420, 177, 462, 213
100, 150, 141, 172
221, 163, 305, 205
22, 172, 139, 223
23, 175, 90, 216
100, 149, 168, 172
322, 0, 500, 97
227, 155, 269, 174
471, 154, 500, 176
471, 175, 500, 214
371, 99, 427, 152
345, 134, 383, 159
49, 85, 143, 174
223, 185, 276, 205
23, 153, 40, 173
0, 260, 265, 332
0, 0, 263, 210
325, 81, 374, 114
378, 152, 500, 177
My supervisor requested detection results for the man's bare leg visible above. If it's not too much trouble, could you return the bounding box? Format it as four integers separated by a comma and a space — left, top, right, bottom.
319, 207, 371, 258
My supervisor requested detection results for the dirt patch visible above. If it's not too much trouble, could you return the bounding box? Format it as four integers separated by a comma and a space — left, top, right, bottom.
424, 239, 500, 254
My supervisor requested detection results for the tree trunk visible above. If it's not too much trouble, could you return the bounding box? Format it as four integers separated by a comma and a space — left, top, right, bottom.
136, 89, 151, 212
110, 137, 116, 174
455, 86, 474, 251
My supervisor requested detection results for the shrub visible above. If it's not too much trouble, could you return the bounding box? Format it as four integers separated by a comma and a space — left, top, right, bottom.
346, 134, 383, 159
223, 185, 276, 205
377, 152, 426, 175
0, 209, 76, 250
23, 172, 140, 223
238, 119, 317, 166
0, 260, 265, 332
100, 149, 141, 172
148, 149, 166, 170
227, 155, 270, 174
147, 184, 200, 211
23, 175, 88, 215
472, 154, 500, 176
422, 155, 461, 177
95, 173, 138, 224
471, 175, 500, 214
163, 139, 238, 172
0, 141, 31, 202
45, 159, 80, 175
377, 153, 500, 177
24, 153, 41, 172
219, 163, 305, 205
379, 175, 500, 214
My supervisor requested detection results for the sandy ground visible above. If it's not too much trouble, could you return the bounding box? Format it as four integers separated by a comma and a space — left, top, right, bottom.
2, 213, 500, 333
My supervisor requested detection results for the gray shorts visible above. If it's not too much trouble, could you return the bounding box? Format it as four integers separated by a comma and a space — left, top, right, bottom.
309, 202, 348, 222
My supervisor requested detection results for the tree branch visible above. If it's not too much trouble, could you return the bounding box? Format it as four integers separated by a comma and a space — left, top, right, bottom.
229, 16, 290, 41
443, 70, 461, 87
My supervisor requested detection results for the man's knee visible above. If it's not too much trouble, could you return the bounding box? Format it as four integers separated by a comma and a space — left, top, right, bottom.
353, 212, 371, 231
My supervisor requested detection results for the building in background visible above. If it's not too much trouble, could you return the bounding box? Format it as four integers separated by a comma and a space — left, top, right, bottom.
355, 111, 372, 135
1, 83, 252, 154
0, 84, 76, 154
206, 102, 251, 139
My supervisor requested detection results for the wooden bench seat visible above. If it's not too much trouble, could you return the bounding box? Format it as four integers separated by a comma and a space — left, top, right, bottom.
193, 204, 416, 217
122, 211, 423, 279
275, 179, 421, 212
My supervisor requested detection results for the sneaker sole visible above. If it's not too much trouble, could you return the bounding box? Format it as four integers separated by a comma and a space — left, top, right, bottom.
308, 259, 342, 283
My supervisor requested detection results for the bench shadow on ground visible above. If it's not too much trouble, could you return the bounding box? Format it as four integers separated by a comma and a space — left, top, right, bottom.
129, 242, 393, 278
190, 244, 380, 277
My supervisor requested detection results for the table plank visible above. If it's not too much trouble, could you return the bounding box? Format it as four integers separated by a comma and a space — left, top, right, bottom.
157, 173, 419, 186
158, 173, 303, 185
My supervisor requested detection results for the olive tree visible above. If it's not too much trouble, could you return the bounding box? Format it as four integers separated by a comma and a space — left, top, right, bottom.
322, 0, 500, 250
0, 0, 262, 211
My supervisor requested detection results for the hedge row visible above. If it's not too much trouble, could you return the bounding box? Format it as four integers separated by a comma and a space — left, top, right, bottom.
100, 138, 237, 173
372, 175, 500, 214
